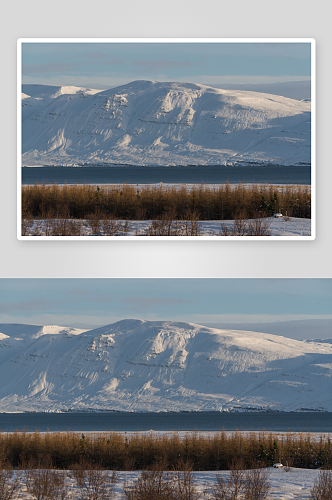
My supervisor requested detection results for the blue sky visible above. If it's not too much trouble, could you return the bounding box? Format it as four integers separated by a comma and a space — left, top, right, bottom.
0, 279, 330, 333
21, 41, 312, 89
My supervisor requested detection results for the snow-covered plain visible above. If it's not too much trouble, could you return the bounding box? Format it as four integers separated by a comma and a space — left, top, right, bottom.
0, 320, 331, 413
21, 217, 310, 238
105, 468, 326, 500
4, 467, 323, 499
21, 81, 311, 167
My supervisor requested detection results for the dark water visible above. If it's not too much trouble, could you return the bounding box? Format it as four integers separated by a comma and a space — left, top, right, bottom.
21, 165, 311, 186
0, 412, 330, 433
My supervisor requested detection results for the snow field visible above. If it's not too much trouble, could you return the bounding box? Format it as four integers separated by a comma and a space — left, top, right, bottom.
21, 216, 311, 237
3, 467, 324, 499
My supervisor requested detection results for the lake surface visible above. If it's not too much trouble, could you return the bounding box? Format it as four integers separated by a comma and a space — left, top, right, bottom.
21, 165, 311, 186
0, 412, 330, 433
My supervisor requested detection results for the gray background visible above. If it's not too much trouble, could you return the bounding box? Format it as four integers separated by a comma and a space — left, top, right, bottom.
1, 0, 330, 278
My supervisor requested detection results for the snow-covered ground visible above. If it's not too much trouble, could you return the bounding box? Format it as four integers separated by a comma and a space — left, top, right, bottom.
21, 216, 311, 238
21, 81, 311, 167
4, 467, 324, 499
119, 468, 324, 500
0, 320, 331, 413
204, 217, 310, 236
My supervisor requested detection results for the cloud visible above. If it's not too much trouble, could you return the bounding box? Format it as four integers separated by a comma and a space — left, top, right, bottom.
67, 289, 117, 304
0, 299, 62, 314
22, 63, 75, 76
133, 58, 203, 72
84, 53, 125, 65
119, 295, 198, 311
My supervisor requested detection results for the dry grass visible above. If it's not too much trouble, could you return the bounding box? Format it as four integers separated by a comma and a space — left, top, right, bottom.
22, 182, 311, 223
0, 430, 331, 472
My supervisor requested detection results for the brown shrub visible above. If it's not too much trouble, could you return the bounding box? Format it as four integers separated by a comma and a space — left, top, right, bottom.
70, 461, 118, 500
310, 469, 332, 500
25, 468, 68, 500
123, 464, 199, 500
0, 449, 20, 500
243, 466, 270, 500
22, 182, 311, 223
1, 430, 331, 472
212, 461, 246, 500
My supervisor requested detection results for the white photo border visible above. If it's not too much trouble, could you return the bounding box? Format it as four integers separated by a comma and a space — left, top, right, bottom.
17, 37, 316, 241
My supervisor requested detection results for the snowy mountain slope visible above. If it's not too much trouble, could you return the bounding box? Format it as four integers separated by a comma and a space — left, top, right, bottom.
0, 320, 331, 413
22, 84, 103, 122
0, 324, 87, 367
21, 81, 311, 167
305, 339, 332, 345
208, 80, 311, 101
0, 323, 87, 344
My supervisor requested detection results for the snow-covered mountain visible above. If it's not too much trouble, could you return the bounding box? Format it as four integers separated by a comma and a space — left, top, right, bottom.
0, 320, 330, 413
21, 85, 103, 123
0, 324, 87, 367
21, 81, 311, 167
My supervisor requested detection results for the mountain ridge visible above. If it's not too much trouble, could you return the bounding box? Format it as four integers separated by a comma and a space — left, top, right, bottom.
22, 80, 311, 167
0, 320, 330, 413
